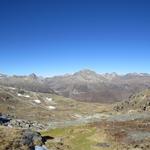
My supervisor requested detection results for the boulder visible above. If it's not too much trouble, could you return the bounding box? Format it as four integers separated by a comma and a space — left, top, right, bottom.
20, 130, 43, 149
0, 114, 11, 125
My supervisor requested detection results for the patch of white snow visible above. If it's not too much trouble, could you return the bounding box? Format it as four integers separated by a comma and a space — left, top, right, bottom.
24, 95, 30, 98
48, 106, 56, 110
8, 87, 16, 90
46, 97, 53, 102
17, 93, 30, 98
34, 100, 41, 104
17, 93, 22, 97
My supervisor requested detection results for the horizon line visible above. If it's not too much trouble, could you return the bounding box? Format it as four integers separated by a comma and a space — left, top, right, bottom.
1, 69, 150, 78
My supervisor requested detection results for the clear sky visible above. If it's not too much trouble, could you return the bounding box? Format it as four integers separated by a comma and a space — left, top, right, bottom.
0, 0, 150, 76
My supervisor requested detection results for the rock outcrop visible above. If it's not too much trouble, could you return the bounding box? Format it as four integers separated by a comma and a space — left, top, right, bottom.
114, 89, 150, 112
0, 126, 50, 150
0, 113, 46, 131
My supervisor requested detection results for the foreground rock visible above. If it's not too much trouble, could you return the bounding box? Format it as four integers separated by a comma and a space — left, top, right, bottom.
0, 126, 50, 150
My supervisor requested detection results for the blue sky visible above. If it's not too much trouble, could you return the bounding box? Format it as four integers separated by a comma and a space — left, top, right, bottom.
0, 0, 150, 76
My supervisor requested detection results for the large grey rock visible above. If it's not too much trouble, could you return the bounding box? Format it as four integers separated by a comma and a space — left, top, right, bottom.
20, 130, 43, 149
0, 114, 11, 125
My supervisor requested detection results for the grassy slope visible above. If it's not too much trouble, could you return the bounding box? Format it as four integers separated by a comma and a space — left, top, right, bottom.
41, 124, 123, 150
41, 117, 150, 150
0, 86, 112, 123
0, 126, 29, 150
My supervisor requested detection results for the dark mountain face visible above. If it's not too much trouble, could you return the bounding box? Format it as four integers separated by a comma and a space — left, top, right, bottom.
1, 70, 150, 103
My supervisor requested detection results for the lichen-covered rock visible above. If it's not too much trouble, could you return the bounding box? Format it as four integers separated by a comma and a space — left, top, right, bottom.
0, 126, 49, 150
113, 89, 150, 112
0, 113, 46, 131
20, 130, 43, 149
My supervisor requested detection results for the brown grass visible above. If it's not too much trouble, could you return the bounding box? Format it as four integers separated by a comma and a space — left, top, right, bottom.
0, 126, 29, 150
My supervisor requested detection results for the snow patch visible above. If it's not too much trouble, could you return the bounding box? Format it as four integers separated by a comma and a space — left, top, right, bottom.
34, 100, 41, 104
8, 87, 16, 90
24, 95, 30, 98
17, 93, 30, 98
48, 106, 56, 110
46, 97, 53, 102
17, 93, 23, 97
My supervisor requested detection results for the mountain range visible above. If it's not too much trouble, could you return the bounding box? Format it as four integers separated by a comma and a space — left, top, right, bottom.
1, 69, 150, 102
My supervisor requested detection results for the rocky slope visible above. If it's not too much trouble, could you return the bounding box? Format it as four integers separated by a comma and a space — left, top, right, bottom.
45, 70, 150, 102
114, 89, 150, 112
0, 73, 55, 93
0, 85, 109, 123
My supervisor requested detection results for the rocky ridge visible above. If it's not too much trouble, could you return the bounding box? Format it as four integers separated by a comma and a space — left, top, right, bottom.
1, 70, 150, 102
114, 89, 150, 112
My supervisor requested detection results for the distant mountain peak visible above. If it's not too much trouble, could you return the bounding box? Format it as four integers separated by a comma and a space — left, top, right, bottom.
0, 73, 7, 77
103, 72, 118, 76
125, 73, 150, 77
102, 72, 119, 80
74, 69, 97, 76
72, 69, 107, 83
28, 73, 38, 79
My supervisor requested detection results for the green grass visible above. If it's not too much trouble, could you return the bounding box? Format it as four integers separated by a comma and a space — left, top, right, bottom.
41, 125, 97, 150
70, 128, 96, 150
41, 123, 133, 150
